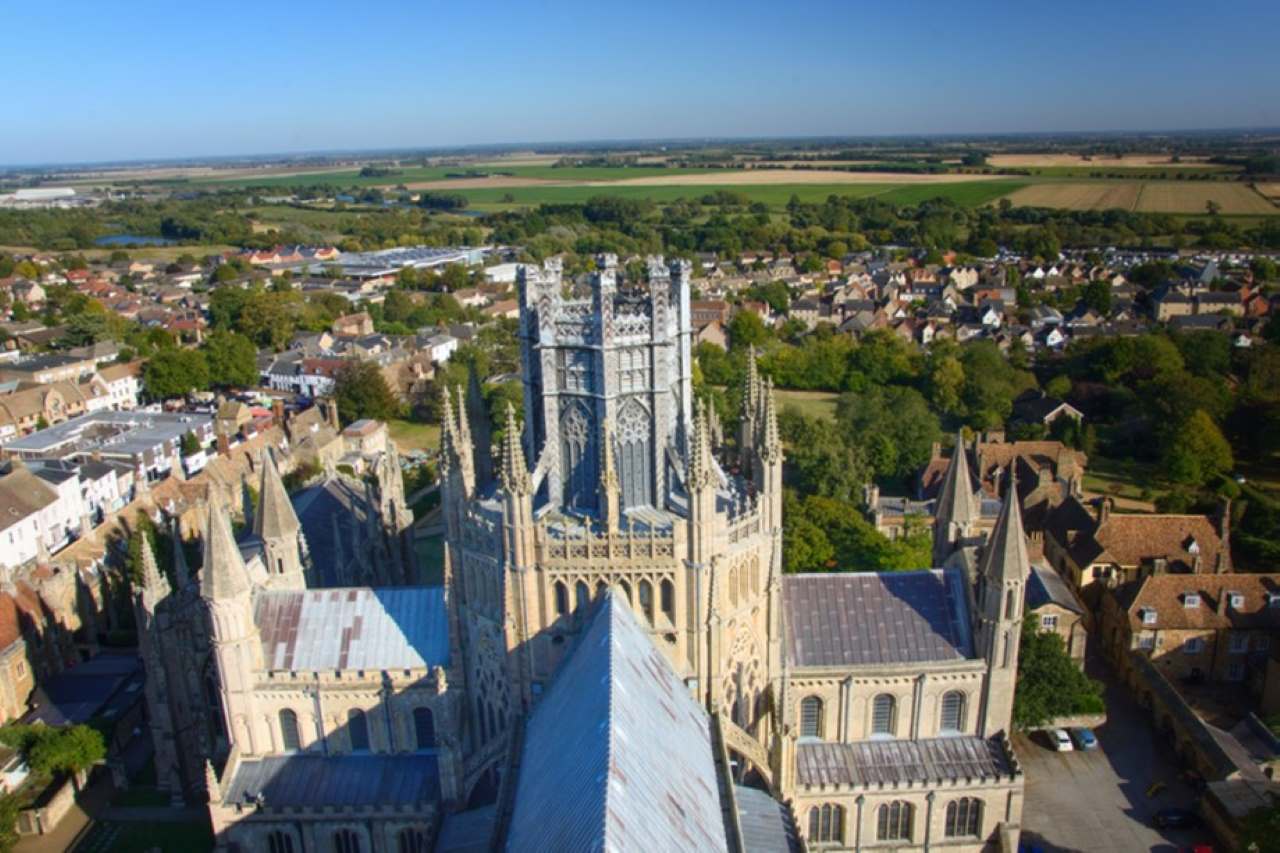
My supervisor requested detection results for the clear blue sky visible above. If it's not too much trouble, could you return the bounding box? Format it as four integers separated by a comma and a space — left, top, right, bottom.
3, 0, 1278, 165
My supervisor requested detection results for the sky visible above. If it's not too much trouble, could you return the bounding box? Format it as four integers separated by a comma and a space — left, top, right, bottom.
2, 0, 1278, 166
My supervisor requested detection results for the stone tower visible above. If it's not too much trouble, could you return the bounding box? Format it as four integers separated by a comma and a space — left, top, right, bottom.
933, 431, 981, 567
253, 450, 307, 589
133, 534, 181, 800
976, 466, 1030, 737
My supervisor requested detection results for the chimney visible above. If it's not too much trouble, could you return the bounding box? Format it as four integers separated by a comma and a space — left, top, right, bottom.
930, 441, 941, 461
1096, 497, 1112, 526
216, 433, 230, 456
1219, 498, 1232, 544
1153, 557, 1167, 576
1216, 591, 1228, 615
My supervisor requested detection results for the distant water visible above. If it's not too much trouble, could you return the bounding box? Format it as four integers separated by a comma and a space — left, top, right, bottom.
94, 234, 175, 246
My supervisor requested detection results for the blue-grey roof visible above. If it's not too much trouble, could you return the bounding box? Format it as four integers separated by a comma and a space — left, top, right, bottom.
1026, 563, 1083, 615
735, 785, 801, 853
436, 805, 497, 853
254, 587, 449, 671
24, 652, 143, 726
796, 736, 1013, 787
783, 569, 974, 667
505, 593, 730, 853
291, 477, 376, 586
223, 754, 439, 808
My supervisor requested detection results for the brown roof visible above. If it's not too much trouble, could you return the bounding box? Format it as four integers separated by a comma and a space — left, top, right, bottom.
0, 593, 20, 650
99, 360, 143, 381
1086, 512, 1227, 572
0, 465, 59, 532
921, 440, 1085, 499
1120, 573, 1280, 632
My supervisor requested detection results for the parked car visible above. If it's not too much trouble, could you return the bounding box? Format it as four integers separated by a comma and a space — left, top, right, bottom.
1070, 727, 1098, 750
1050, 729, 1073, 751
1153, 807, 1200, 829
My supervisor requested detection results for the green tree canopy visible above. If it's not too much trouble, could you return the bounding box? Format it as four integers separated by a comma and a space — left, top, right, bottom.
201, 329, 259, 389
332, 360, 401, 425
142, 348, 209, 400
1166, 408, 1234, 485
1013, 619, 1105, 730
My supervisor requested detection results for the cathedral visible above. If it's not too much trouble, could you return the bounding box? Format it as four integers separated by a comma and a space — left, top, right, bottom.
141, 255, 1028, 852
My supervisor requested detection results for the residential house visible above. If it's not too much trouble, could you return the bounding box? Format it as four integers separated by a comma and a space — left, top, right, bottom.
1027, 563, 1089, 664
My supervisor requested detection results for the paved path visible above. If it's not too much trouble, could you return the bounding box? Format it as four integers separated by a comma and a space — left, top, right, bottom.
1018, 662, 1216, 852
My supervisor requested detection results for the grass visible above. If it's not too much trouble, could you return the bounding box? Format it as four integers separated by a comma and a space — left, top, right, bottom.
73, 819, 213, 853
1081, 455, 1169, 508
774, 389, 840, 420
181, 164, 728, 190
387, 418, 440, 454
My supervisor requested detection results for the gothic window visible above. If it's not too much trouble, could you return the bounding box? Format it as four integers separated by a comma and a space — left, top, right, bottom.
561, 401, 596, 509
413, 707, 435, 750
940, 691, 966, 734
738, 560, 749, 603
397, 828, 428, 853
877, 800, 914, 841
728, 565, 739, 607
1005, 588, 1017, 620
638, 580, 654, 625
278, 709, 300, 752
808, 803, 844, 845
1002, 630, 1013, 668
333, 828, 361, 853
660, 579, 675, 624
617, 399, 653, 508
575, 581, 589, 613
945, 797, 983, 838
800, 696, 823, 739
619, 579, 632, 604
557, 349, 593, 393
554, 581, 569, 618
348, 709, 370, 752
871, 694, 896, 737
595, 580, 607, 599
749, 556, 760, 595
267, 830, 295, 853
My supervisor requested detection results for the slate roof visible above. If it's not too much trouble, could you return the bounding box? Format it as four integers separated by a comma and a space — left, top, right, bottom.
435, 805, 497, 853
1026, 563, 1084, 615
782, 570, 974, 668
795, 736, 1014, 787
254, 587, 449, 671
735, 785, 801, 853
505, 592, 731, 853
291, 476, 377, 585
224, 754, 440, 808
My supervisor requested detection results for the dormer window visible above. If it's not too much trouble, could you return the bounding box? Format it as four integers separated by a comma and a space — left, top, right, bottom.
1187, 538, 1200, 555
1269, 594, 1280, 609
1140, 608, 1158, 626
1183, 593, 1200, 609
1229, 592, 1245, 609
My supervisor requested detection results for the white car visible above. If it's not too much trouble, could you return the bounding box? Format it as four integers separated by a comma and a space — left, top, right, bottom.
1051, 728, 1074, 752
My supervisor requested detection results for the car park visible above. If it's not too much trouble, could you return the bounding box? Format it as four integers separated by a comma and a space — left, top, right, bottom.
1070, 727, 1098, 750
1050, 729, 1073, 751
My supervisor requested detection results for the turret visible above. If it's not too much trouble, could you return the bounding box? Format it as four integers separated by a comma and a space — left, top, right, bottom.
739, 346, 761, 470
499, 403, 535, 570
132, 535, 179, 798
200, 498, 265, 755
755, 377, 783, 532
254, 450, 306, 589
933, 431, 980, 567
688, 400, 718, 566
466, 364, 493, 489
976, 466, 1030, 738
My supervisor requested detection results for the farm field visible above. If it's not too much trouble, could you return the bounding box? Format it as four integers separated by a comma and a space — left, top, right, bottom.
1004, 181, 1275, 213
1250, 182, 1280, 201
988, 153, 1224, 168
595, 169, 1008, 187
185, 164, 728, 190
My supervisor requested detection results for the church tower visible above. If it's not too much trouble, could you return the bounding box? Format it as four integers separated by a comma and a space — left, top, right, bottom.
932, 431, 981, 567
201, 499, 266, 756
976, 466, 1030, 737
254, 449, 307, 589
133, 534, 181, 800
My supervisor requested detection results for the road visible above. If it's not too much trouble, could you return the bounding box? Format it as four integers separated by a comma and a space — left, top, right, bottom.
1018, 665, 1216, 852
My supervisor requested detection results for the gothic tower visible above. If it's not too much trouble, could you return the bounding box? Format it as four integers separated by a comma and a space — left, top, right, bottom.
133, 535, 181, 800
254, 450, 307, 589
932, 431, 981, 567
976, 466, 1030, 737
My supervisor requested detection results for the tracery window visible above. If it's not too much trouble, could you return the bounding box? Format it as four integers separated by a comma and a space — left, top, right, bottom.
333, 829, 361, 853
877, 800, 913, 841
808, 803, 844, 844
800, 696, 823, 739
278, 709, 300, 752
945, 797, 983, 838
871, 694, 896, 737
940, 690, 966, 734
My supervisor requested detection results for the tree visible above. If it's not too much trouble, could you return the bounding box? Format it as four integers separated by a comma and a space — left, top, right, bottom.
27, 725, 105, 779
1166, 409, 1234, 485
1013, 619, 1105, 730
727, 310, 768, 349
1238, 800, 1280, 853
142, 348, 209, 400
1082, 280, 1112, 315
783, 493, 931, 573
836, 386, 941, 482
0, 791, 18, 853
201, 330, 259, 389
332, 360, 400, 425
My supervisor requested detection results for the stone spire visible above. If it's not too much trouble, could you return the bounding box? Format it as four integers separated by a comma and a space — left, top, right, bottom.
739, 346, 761, 468
499, 403, 531, 495
200, 497, 251, 602
759, 377, 781, 463
139, 533, 171, 604
599, 413, 619, 527
933, 431, 980, 567
254, 450, 299, 542
979, 465, 1030, 586
688, 399, 715, 493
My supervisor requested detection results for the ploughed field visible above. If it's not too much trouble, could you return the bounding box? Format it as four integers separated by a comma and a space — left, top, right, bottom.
1004, 181, 1276, 214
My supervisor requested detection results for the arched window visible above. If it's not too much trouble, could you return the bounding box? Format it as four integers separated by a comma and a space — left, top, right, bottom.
554, 581, 569, 617
267, 830, 295, 853
871, 694, 896, 737
660, 579, 675, 624
397, 827, 428, 853
619, 579, 632, 604
278, 709, 300, 752
333, 828, 361, 853
800, 696, 823, 739
940, 690, 966, 734
638, 580, 654, 624
348, 709, 369, 752
877, 800, 914, 841
729, 566, 739, 606
575, 580, 589, 612
739, 561, 750, 603
807, 803, 844, 844
945, 797, 983, 838
595, 580, 607, 599
414, 707, 435, 750
1005, 587, 1016, 619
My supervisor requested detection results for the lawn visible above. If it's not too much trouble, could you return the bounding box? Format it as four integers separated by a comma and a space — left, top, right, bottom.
1081, 455, 1169, 510
774, 389, 840, 420
388, 418, 440, 454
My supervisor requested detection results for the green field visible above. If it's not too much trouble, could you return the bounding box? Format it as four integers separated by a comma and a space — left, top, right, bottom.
388, 418, 440, 454
184, 164, 729, 190
774, 389, 840, 420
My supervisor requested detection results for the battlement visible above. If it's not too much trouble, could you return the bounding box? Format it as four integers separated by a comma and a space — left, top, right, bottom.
256, 665, 447, 691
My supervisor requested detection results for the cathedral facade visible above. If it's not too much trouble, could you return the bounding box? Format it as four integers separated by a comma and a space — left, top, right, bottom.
140, 256, 1027, 852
